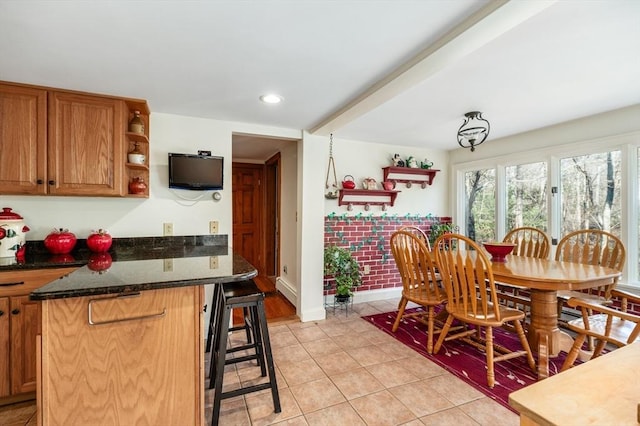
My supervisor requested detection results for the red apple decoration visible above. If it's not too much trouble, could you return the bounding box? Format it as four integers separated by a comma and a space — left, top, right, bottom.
88, 252, 112, 273
87, 229, 112, 253
44, 228, 77, 254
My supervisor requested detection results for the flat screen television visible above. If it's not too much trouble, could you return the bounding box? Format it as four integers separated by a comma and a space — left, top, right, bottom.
168, 153, 223, 190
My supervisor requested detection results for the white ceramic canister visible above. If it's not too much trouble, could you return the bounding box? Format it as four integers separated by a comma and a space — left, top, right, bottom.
0, 207, 30, 258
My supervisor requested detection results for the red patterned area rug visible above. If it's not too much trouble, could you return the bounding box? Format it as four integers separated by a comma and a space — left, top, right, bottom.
362, 308, 573, 413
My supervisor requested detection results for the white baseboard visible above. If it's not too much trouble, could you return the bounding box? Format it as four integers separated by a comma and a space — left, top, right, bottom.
325, 287, 402, 304
275, 276, 296, 305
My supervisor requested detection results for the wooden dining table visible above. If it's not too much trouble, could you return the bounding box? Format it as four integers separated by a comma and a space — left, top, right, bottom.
489, 254, 621, 379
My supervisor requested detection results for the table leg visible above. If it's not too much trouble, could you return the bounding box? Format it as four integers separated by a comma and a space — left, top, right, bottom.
528, 289, 563, 379
528, 289, 561, 356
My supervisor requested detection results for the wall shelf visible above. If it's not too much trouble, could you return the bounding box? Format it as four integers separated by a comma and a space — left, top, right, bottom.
382, 166, 440, 188
338, 189, 399, 211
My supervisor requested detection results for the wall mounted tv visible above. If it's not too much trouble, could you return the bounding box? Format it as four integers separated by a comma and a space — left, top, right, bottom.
168, 153, 223, 190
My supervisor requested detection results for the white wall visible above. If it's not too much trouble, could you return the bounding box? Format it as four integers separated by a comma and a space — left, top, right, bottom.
276, 142, 298, 303
324, 136, 450, 216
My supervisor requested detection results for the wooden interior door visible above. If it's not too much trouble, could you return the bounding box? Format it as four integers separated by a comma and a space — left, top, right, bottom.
232, 163, 264, 274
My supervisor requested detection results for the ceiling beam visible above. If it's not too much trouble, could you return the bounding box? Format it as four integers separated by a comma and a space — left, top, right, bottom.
309, 0, 556, 136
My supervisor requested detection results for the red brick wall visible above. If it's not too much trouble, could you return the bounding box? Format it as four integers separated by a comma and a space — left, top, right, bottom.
323, 214, 451, 296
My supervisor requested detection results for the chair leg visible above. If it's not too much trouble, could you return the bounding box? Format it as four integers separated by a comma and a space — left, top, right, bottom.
433, 314, 453, 354
392, 297, 408, 332
250, 304, 267, 377
208, 286, 224, 385
426, 306, 435, 354
205, 284, 222, 353
256, 298, 281, 413
212, 303, 232, 426
513, 320, 535, 372
561, 334, 586, 371
485, 326, 495, 389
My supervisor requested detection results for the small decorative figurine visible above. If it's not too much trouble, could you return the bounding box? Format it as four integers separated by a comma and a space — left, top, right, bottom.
407, 156, 419, 168
392, 154, 405, 167
421, 159, 434, 169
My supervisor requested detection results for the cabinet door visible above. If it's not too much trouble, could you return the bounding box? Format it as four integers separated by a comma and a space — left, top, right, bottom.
41, 287, 203, 425
10, 294, 40, 394
0, 297, 9, 397
0, 83, 47, 195
48, 92, 125, 196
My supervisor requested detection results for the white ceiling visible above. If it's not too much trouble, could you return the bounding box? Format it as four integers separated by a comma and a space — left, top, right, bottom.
1, 0, 639, 159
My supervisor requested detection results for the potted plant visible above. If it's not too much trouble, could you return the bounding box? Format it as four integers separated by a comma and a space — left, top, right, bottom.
323, 245, 362, 302
428, 222, 456, 246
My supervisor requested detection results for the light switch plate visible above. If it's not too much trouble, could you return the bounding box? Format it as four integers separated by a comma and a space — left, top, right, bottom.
209, 221, 219, 234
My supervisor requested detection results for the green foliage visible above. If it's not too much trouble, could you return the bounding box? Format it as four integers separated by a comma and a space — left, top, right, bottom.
428, 222, 455, 245
324, 245, 361, 297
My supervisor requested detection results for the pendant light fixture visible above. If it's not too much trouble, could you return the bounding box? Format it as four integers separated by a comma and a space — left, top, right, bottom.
457, 111, 490, 152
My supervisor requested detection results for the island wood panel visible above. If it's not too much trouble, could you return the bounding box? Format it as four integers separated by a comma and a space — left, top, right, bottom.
39, 286, 203, 426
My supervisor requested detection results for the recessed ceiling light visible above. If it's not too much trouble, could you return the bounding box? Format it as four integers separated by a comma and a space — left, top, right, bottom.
259, 94, 283, 104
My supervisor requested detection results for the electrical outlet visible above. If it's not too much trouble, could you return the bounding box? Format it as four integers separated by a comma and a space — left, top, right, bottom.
363, 264, 371, 275
209, 221, 219, 234
209, 256, 218, 269
163, 259, 173, 272
163, 223, 173, 236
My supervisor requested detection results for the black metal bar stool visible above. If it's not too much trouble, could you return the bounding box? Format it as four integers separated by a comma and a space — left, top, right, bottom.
208, 279, 280, 425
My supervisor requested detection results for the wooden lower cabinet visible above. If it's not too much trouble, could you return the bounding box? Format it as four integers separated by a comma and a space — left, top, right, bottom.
39, 286, 204, 426
0, 297, 10, 398
0, 268, 74, 404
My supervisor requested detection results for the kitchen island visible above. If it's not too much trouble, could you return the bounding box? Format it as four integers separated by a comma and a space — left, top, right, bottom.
30, 245, 256, 426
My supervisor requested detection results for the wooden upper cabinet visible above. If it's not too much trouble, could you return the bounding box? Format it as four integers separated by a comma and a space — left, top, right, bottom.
48, 92, 125, 196
0, 84, 47, 195
0, 81, 149, 197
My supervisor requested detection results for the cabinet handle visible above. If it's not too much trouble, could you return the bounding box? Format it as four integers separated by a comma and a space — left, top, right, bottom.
0, 281, 24, 287
87, 293, 166, 326
37, 179, 44, 184
11, 309, 20, 315
48, 180, 55, 185
0, 310, 4, 317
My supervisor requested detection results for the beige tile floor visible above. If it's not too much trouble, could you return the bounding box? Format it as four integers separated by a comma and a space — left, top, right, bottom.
206, 299, 519, 426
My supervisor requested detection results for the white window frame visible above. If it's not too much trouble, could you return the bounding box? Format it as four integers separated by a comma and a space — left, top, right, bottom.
451, 132, 640, 288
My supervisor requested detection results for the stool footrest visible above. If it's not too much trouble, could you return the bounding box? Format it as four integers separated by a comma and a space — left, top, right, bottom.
225, 354, 262, 366
222, 383, 278, 403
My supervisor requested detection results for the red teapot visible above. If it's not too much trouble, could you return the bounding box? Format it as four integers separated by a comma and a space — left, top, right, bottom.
341, 175, 356, 189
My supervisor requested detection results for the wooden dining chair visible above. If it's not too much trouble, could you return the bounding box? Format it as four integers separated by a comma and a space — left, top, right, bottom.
433, 233, 535, 388
495, 227, 551, 318
555, 229, 625, 307
399, 225, 431, 251
503, 226, 550, 259
561, 289, 640, 371
389, 229, 446, 354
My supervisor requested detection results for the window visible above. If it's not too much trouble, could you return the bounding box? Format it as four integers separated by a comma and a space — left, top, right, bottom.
465, 169, 495, 243
506, 162, 547, 231
560, 151, 621, 237
452, 132, 639, 287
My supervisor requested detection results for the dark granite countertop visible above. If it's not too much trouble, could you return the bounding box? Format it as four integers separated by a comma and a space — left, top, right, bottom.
0, 235, 230, 270
31, 249, 256, 300
0, 235, 258, 301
